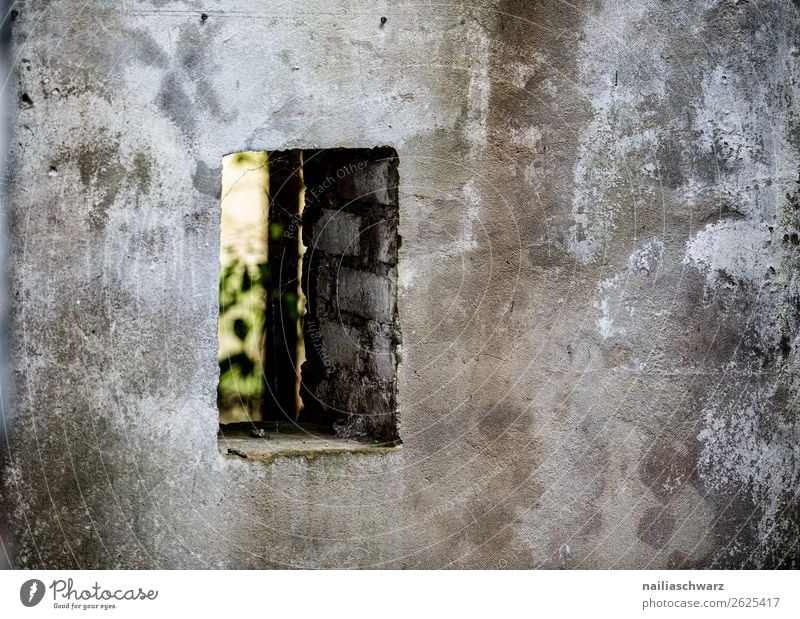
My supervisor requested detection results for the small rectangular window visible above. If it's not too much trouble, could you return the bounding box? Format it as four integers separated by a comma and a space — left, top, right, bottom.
217, 148, 400, 444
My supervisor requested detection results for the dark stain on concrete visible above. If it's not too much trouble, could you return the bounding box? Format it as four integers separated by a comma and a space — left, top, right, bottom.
655, 133, 688, 189
196, 77, 224, 118
639, 440, 694, 502
176, 22, 212, 81
132, 152, 153, 194
131, 31, 169, 69
70, 139, 126, 232
156, 72, 195, 137
192, 161, 222, 199
637, 506, 676, 549
75, 140, 120, 188
51, 139, 155, 233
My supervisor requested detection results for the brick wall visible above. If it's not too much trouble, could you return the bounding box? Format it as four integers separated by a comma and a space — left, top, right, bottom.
300, 148, 400, 442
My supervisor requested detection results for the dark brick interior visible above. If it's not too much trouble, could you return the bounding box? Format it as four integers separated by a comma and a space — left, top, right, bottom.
300, 148, 400, 442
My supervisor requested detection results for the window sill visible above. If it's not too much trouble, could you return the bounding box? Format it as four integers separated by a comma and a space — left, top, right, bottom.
218, 422, 401, 463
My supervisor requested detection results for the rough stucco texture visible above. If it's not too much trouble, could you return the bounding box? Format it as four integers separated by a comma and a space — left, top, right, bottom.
2, 0, 799, 568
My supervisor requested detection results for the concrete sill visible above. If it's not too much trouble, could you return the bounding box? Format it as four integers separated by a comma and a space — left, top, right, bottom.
218, 422, 401, 463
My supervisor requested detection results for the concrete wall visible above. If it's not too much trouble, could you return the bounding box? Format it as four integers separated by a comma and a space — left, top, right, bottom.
0, 0, 12, 571
2, 0, 799, 568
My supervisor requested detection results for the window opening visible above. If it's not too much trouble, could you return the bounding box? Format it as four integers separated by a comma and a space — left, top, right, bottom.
217, 148, 400, 443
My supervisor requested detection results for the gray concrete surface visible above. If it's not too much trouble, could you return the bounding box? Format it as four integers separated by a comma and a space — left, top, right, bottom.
0, 0, 12, 572
1, 0, 799, 568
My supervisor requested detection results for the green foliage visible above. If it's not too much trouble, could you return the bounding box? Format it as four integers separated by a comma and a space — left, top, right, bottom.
232, 151, 268, 168
283, 291, 299, 323
269, 222, 284, 240
218, 252, 267, 420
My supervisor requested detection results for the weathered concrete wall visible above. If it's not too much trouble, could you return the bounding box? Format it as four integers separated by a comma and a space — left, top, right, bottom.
0, 0, 12, 571
2, 0, 799, 568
